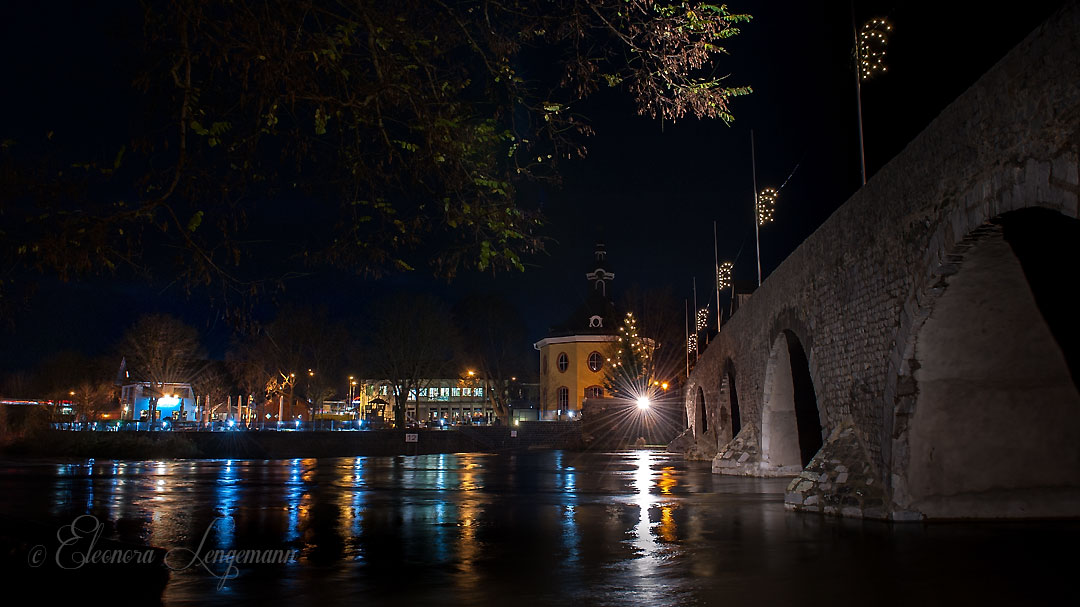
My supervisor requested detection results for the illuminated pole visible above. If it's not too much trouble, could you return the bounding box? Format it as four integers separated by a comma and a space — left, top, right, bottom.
853, 4, 867, 186
713, 221, 721, 330
717, 261, 733, 320
852, 7, 893, 186
684, 300, 690, 380
692, 278, 699, 363
751, 130, 761, 286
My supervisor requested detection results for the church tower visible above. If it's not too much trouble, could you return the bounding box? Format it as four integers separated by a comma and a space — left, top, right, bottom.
586, 242, 615, 298
533, 242, 619, 419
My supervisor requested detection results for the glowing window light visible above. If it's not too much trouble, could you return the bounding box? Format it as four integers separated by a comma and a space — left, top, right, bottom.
717, 261, 734, 290
757, 187, 778, 226
858, 18, 893, 81
158, 395, 180, 406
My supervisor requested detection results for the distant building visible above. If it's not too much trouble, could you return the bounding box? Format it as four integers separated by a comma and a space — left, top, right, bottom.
119, 382, 196, 425
116, 358, 197, 426
533, 243, 618, 420
350, 378, 501, 426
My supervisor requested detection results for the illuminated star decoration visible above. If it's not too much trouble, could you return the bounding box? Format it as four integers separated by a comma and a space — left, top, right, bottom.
757, 187, 778, 226
696, 306, 709, 332
858, 18, 893, 81
687, 334, 697, 355
717, 261, 733, 290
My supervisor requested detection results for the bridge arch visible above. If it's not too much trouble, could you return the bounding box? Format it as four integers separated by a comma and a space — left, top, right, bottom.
716, 359, 742, 447
891, 207, 1080, 518
761, 330, 824, 472
694, 385, 708, 438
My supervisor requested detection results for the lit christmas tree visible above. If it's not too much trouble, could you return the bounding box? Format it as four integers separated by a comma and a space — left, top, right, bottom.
603, 311, 656, 398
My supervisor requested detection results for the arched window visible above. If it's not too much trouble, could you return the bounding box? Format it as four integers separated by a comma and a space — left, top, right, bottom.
557, 387, 569, 409
587, 351, 604, 372
584, 385, 604, 399
557, 353, 569, 373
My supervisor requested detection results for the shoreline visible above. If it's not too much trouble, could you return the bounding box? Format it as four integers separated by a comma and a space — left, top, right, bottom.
0, 422, 593, 459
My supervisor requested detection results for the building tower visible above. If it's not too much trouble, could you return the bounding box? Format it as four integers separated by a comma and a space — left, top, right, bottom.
533, 243, 619, 419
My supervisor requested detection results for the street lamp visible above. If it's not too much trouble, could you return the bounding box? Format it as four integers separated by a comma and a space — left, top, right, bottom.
348, 376, 358, 424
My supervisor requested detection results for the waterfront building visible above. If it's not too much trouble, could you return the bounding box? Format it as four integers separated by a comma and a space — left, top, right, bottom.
533, 243, 619, 420
119, 381, 196, 426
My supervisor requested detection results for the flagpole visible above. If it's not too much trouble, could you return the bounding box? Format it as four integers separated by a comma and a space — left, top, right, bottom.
684, 300, 690, 380
713, 221, 721, 331
852, 2, 867, 186
692, 278, 699, 362
751, 130, 761, 286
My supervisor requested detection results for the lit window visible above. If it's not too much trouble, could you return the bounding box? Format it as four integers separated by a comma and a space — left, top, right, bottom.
587, 351, 603, 372
557, 387, 569, 409
452, 387, 461, 397
419, 388, 428, 397
475, 387, 483, 398
380, 386, 387, 396
441, 387, 450, 398
463, 388, 472, 397
585, 386, 604, 399
557, 353, 569, 373
408, 389, 417, 401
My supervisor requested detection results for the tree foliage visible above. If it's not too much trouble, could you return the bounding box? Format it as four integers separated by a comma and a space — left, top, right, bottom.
0, 1, 751, 316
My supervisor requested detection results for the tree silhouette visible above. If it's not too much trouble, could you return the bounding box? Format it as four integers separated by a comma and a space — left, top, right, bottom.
1, 1, 752, 315
453, 293, 530, 423
366, 294, 459, 428
118, 314, 203, 425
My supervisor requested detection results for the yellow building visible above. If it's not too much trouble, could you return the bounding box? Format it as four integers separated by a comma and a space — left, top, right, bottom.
533, 243, 618, 419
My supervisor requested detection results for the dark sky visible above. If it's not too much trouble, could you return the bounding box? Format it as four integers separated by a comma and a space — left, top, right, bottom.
0, 1, 1067, 374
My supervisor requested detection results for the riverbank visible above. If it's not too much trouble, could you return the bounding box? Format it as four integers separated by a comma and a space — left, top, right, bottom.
0, 422, 587, 459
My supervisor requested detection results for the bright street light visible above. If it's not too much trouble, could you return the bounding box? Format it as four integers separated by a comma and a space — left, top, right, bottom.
636, 396, 651, 410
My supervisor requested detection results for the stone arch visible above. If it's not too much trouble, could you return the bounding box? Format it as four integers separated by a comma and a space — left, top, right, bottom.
761, 330, 824, 472
890, 208, 1080, 518
717, 359, 742, 447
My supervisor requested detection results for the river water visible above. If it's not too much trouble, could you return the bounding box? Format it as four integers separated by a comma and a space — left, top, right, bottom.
0, 450, 1075, 605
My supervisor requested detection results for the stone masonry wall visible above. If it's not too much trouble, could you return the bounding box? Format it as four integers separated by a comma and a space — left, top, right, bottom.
675, 2, 1080, 519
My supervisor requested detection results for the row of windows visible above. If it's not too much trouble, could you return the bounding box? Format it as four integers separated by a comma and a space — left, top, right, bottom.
555, 385, 604, 407
418, 387, 484, 398
376, 386, 485, 400
555, 351, 605, 373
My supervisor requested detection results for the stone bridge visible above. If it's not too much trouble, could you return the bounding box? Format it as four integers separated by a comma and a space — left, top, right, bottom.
674, 3, 1080, 520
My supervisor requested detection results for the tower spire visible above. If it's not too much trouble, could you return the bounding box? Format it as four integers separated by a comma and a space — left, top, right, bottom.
585, 242, 615, 297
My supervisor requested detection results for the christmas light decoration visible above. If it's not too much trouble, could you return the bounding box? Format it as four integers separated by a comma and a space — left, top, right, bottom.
687, 334, 697, 354
696, 307, 709, 332
717, 261, 734, 291
757, 187, 778, 226
858, 18, 892, 81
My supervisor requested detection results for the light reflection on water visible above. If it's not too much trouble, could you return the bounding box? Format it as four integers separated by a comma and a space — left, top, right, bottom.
2, 450, 1077, 606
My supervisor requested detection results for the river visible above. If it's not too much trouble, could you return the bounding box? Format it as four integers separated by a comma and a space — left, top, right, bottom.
0, 450, 1074, 605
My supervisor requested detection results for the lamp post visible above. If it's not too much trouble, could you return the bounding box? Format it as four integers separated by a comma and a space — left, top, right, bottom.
288, 372, 295, 429
348, 376, 357, 425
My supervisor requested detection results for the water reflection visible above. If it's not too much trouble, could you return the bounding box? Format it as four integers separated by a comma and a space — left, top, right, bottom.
1, 451, 1077, 606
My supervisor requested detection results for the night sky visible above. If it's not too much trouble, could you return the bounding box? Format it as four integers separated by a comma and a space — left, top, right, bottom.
0, 1, 1067, 374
